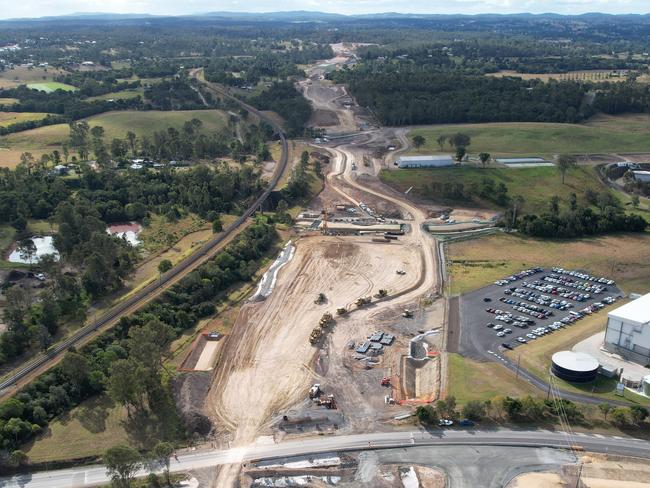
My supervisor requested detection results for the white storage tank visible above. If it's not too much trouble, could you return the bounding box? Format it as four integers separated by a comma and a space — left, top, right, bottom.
643, 375, 650, 397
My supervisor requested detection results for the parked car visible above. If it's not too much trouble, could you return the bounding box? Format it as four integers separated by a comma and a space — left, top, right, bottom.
459, 419, 475, 427
438, 419, 454, 427
501, 343, 513, 350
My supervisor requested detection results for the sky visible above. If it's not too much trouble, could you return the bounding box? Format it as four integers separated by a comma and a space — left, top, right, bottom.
2, 0, 650, 20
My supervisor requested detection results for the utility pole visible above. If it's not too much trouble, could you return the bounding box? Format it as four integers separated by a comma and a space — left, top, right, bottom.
546, 378, 552, 401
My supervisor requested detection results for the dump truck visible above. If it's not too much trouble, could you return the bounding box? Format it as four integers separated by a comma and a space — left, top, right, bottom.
318, 394, 336, 409
314, 293, 326, 305
402, 309, 414, 318
355, 296, 372, 307
319, 312, 333, 328
336, 307, 348, 315
374, 289, 388, 299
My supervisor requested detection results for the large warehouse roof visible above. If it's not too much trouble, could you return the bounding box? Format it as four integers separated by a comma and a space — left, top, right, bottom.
608, 293, 650, 327
398, 155, 453, 162
552, 351, 599, 373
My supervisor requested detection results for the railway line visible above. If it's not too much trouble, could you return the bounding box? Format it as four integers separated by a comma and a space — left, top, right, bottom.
0, 79, 289, 396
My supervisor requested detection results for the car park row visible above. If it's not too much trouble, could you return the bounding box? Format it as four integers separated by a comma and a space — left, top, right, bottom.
488, 268, 621, 350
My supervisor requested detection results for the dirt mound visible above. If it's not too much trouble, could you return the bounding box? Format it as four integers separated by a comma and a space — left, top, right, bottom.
171, 371, 214, 435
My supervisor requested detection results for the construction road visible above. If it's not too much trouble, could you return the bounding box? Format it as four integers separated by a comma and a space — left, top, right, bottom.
0, 75, 289, 399
2, 429, 649, 488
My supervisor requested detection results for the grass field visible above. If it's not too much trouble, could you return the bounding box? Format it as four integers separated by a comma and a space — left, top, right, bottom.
26, 82, 77, 93
0, 98, 18, 106
381, 165, 607, 213
447, 353, 539, 404
87, 87, 144, 101
0, 112, 50, 127
408, 114, 650, 157
0, 109, 229, 167
502, 312, 650, 406
447, 232, 650, 295
0, 66, 68, 89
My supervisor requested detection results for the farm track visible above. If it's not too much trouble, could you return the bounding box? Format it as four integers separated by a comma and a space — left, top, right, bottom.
0, 77, 290, 398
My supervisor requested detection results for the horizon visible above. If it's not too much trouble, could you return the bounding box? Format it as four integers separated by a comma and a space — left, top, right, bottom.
2, 2, 650, 21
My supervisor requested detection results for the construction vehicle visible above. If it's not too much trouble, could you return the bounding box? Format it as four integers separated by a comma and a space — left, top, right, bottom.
396, 270, 406, 275
318, 394, 336, 409
309, 327, 323, 345
380, 377, 390, 386
319, 312, 333, 328
336, 307, 348, 315
309, 384, 321, 399
314, 293, 326, 304
402, 309, 414, 318
355, 296, 372, 308
374, 289, 388, 299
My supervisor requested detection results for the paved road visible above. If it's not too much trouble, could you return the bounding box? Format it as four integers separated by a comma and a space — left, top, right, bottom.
2, 429, 647, 488
0, 80, 289, 397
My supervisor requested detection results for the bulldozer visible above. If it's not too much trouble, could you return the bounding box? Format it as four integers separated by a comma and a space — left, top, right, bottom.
355, 296, 372, 308
314, 293, 326, 305
374, 289, 388, 299
402, 309, 414, 318
336, 307, 348, 315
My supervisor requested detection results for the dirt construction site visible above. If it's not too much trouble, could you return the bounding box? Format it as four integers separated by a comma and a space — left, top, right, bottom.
196, 50, 447, 487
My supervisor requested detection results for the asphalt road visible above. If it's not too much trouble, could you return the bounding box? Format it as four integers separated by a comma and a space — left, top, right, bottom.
2, 429, 648, 488
0, 80, 289, 396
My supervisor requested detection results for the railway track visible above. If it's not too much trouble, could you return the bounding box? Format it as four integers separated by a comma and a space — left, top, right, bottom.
0, 78, 289, 395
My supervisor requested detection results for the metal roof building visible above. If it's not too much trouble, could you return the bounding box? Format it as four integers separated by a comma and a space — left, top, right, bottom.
396, 155, 455, 169
605, 293, 650, 365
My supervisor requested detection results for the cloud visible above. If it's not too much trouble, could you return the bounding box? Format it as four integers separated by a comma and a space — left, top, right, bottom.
1, 0, 649, 19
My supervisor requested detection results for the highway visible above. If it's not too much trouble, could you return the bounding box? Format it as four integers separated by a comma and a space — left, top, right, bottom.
2, 429, 648, 487
0, 79, 289, 396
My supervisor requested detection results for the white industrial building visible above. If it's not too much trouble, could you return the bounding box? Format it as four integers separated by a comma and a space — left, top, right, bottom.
396, 155, 455, 169
633, 170, 650, 183
604, 293, 650, 365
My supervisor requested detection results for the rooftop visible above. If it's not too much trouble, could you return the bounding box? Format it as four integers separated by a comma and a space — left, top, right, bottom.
398, 155, 453, 161
552, 350, 599, 372
608, 293, 650, 326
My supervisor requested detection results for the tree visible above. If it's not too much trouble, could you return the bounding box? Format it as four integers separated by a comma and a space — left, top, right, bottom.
610, 407, 629, 426
412, 135, 426, 151
478, 152, 491, 168
152, 442, 174, 486
455, 146, 466, 163
107, 359, 145, 412
8, 450, 28, 468
104, 445, 142, 488
502, 396, 522, 418
631, 194, 640, 208
59, 352, 90, 391
629, 405, 649, 424
598, 403, 612, 421
556, 154, 577, 184
126, 131, 137, 158
462, 400, 486, 421
158, 259, 172, 277
415, 405, 437, 424
17, 238, 37, 266
212, 215, 223, 233
449, 133, 471, 149
436, 135, 446, 151
549, 195, 560, 215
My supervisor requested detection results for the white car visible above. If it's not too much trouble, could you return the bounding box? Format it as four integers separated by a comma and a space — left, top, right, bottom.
438, 419, 454, 427
496, 331, 506, 337
526, 333, 536, 340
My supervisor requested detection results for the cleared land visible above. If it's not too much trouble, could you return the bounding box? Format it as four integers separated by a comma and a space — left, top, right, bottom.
87, 87, 144, 101
0, 109, 229, 167
381, 165, 607, 213
408, 114, 650, 157
447, 232, 650, 295
27, 81, 77, 93
0, 111, 50, 127
487, 69, 631, 83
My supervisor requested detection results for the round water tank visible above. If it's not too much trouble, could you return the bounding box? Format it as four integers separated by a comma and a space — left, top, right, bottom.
551, 351, 599, 383
643, 375, 650, 397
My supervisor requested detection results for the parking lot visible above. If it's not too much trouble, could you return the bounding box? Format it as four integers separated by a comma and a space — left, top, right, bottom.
459, 267, 623, 360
